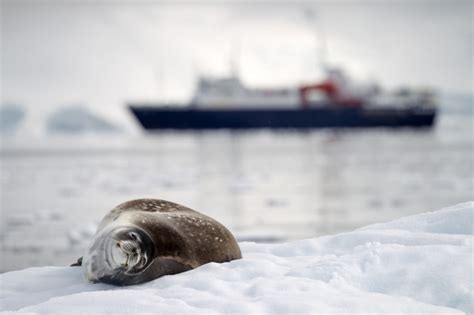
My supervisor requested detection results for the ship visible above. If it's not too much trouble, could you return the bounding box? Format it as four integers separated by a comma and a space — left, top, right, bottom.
129, 67, 437, 130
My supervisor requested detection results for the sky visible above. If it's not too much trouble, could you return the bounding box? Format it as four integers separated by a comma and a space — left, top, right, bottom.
1, 0, 472, 126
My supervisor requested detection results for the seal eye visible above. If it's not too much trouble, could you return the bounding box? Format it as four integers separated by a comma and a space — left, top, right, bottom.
129, 232, 138, 240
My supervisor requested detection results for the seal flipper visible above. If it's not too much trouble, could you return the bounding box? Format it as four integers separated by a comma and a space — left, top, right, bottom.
70, 256, 83, 267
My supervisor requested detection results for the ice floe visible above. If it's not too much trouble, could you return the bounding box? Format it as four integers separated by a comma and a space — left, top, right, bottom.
1, 202, 472, 314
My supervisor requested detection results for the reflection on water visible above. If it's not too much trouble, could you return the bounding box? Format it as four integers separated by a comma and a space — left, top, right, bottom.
0, 114, 473, 272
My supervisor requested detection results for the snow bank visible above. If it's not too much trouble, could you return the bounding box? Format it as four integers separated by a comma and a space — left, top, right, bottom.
1, 202, 472, 314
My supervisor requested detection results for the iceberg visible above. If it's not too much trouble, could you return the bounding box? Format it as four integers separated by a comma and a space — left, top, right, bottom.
1, 202, 472, 314
46, 106, 119, 134
0, 105, 25, 134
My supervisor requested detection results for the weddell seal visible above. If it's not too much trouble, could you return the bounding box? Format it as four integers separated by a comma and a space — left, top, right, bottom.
73, 199, 242, 286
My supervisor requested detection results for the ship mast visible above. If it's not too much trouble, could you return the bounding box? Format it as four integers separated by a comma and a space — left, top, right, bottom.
229, 39, 240, 78
304, 8, 329, 76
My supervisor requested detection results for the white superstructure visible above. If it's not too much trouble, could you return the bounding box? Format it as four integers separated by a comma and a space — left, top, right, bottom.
191, 76, 300, 108
189, 70, 434, 110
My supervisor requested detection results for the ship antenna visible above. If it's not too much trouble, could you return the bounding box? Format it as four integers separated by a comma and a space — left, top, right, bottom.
304, 8, 328, 76
230, 39, 240, 78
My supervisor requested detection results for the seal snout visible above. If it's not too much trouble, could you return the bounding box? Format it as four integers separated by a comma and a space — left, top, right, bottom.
116, 239, 142, 268
117, 240, 136, 254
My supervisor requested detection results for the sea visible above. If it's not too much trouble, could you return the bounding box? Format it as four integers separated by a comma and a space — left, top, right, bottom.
0, 95, 472, 272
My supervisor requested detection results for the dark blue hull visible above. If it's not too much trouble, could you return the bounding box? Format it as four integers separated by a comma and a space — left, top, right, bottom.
129, 105, 436, 130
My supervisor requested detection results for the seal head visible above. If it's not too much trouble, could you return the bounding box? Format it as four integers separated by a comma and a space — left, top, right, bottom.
82, 225, 154, 285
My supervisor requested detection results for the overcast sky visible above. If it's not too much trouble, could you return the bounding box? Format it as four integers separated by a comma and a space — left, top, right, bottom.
1, 1, 472, 120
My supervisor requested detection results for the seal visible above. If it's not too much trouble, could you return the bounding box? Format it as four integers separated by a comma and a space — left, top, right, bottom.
79, 198, 242, 286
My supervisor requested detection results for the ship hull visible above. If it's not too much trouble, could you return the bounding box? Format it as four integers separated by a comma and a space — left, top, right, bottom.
129, 105, 436, 130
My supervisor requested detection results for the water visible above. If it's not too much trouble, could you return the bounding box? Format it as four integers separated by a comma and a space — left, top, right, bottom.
0, 102, 473, 272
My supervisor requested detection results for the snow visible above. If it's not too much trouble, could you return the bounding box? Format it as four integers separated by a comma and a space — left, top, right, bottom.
1, 202, 473, 314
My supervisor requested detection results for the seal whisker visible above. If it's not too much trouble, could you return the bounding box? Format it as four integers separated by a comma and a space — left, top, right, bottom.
119, 240, 138, 254
127, 254, 140, 267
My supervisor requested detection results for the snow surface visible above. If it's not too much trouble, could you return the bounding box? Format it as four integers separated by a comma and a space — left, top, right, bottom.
1, 202, 473, 314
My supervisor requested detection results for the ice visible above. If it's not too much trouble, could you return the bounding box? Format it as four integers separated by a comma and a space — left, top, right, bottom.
1, 202, 472, 314
358, 201, 473, 235
46, 106, 119, 134
0, 106, 25, 134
